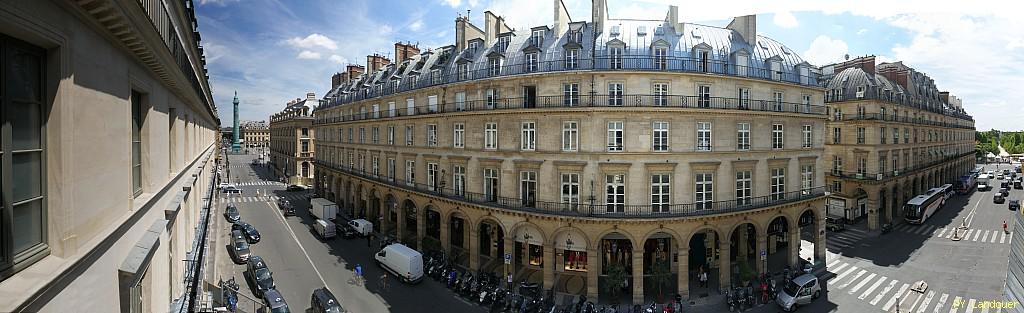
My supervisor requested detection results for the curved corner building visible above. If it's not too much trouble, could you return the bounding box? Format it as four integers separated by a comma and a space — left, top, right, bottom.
314, 1, 827, 303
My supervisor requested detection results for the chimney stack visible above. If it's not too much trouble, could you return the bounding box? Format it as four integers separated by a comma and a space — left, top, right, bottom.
553, 0, 570, 35
725, 15, 757, 46
346, 64, 365, 83
394, 42, 421, 62
307, 92, 316, 100
484, 11, 498, 46
366, 54, 391, 73
331, 72, 343, 88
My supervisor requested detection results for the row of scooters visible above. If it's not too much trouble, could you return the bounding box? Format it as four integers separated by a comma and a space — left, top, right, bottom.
725, 265, 806, 312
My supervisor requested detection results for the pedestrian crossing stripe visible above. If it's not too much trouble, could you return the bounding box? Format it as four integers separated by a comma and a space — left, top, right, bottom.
848, 273, 875, 294
858, 276, 887, 300
933, 293, 948, 313
937, 228, 947, 237
883, 283, 911, 311
870, 279, 898, 306
837, 269, 866, 290
973, 230, 982, 241
950, 296, 962, 313
981, 231, 989, 243
829, 266, 858, 286
917, 290, 935, 313
966, 298, 976, 313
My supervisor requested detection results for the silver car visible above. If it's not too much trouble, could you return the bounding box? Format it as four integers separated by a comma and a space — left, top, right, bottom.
776, 273, 821, 312
230, 230, 251, 264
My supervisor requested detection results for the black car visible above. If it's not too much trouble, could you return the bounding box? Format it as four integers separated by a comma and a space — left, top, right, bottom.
1001, 187, 1011, 197
1015, 179, 1022, 190
224, 205, 240, 223
230, 230, 251, 264
232, 221, 261, 243
995, 193, 1006, 204
826, 216, 846, 232
1011, 200, 1021, 211
286, 184, 306, 192
311, 287, 346, 313
246, 256, 276, 297
263, 288, 291, 313
278, 200, 296, 216
1002, 181, 1011, 190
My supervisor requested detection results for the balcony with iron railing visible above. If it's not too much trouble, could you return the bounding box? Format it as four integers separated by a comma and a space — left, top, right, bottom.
134, 0, 213, 115
831, 113, 975, 130
829, 151, 976, 182
318, 162, 826, 219
298, 152, 314, 158
323, 54, 823, 110
314, 94, 826, 125
824, 88, 973, 121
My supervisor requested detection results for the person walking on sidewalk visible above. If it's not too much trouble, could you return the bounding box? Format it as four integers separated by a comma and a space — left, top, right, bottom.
355, 264, 364, 286
1005, 220, 1010, 234
379, 272, 389, 292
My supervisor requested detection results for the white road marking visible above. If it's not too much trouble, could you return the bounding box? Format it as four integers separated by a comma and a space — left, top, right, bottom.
981, 230, 990, 243
827, 259, 842, 268
849, 272, 876, 294
884, 283, 911, 311
937, 228, 947, 237
1001, 232, 1008, 243
898, 224, 912, 232
947, 229, 957, 239
967, 298, 976, 313
829, 266, 858, 286
949, 296, 962, 313
991, 232, 999, 243
264, 199, 329, 289
933, 293, 948, 313
972, 229, 982, 241
916, 290, 936, 313
837, 269, 866, 290
859, 276, 887, 300
964, 229, 974, 240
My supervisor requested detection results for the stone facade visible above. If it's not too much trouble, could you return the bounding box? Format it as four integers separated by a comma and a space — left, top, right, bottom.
242, 120, 270, 150
271, 94, 317, 186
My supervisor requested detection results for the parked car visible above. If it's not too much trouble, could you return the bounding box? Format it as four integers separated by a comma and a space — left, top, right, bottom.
998, 174, 1005, 180
1015, 179, 1022, 190
337, 222, 358, 239
1011, 200, 1021, 211
1002, 181, 1011, 190
230, 230, 251, 264
218, 182, 230, 190
232, 221, 261, 244
278, 200, 296, 216
311, 287, 346, 313
286, 184, 306, 191
347, 219, 374, 237
224, 205, 240, 223
776, 273, 821, 312
262, 289, 291, 313
1001, 187, 1011, 197
374, 243, 424, 283
995, 193, 1006, 204
245, 256, 276, 297
825, 216, 846, 232
222, 184, 242, 194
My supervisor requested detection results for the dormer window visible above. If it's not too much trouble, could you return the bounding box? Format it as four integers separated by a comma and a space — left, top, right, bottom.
655, 25, 664, 35
653, 47, 667, 70
468, 40, 480, 52
525, 52, 538, 72
565, 48, 579, 69
498, 35, 511, 51
570, 31, 583, 44
637, 26, 647, 36
489, 57, 502, 76
698, 50, 710, 72
530, 30, 544, 47
609, 46, 623, 69
610, 25, 621, 36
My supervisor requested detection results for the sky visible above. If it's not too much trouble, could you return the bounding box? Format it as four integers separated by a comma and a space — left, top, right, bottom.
195, 0, 1023, 131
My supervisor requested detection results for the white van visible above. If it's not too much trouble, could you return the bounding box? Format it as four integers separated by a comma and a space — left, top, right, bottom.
347, 219, 373, 237
374, 243, 424, 283
313, 219, 336, 239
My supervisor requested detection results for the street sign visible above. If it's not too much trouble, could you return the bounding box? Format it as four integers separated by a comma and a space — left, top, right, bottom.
760, 250, 766, 260
504, 253, 512, 264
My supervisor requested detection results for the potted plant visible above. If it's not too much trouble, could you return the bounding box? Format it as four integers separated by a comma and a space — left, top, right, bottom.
738, 260, 755, 287
647, 259, 672, 303
603, 264, 628, 305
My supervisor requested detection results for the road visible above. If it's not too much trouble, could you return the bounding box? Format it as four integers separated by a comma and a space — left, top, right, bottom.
214, 153, 482, 313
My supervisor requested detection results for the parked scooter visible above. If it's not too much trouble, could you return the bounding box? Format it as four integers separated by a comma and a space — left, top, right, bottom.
726, 288, 736, 312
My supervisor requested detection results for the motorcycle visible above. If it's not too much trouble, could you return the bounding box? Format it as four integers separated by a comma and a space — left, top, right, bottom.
581, 301, 596, 313
220, 277, 240, 312
643, 302, 657, 313
735, 286, 747, 311
726, 288, 736, 312
881, 223, 893, 234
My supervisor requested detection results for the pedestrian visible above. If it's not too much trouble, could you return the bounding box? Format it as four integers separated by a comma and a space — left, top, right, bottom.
367, 232, 374, 247
1005, 220, 1010, 234
379, 272, 389, 291
700, 270, 708, 288
507, 272, 514, 292
355, 264, 364, 286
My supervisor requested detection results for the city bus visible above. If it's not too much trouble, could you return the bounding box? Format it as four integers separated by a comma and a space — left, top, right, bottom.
956, 175, 976, 194
904, 186, 947, 224
939, 184, 954, 201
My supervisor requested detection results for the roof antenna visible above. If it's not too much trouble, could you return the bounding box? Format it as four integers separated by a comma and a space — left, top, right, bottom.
844, 54, 850, 60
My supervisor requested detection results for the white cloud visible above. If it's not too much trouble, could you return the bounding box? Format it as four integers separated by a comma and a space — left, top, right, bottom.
409, 20, 424, 31
286, 33, 338, 50
802, 35, 848, 66
442, 0, 461, 7
773, 11, 799, 28
198, 0, 238, 6
381, 24, 394, 34
328, 55, 347, 64
856, 28, 868, 35
297, 50, 322, 60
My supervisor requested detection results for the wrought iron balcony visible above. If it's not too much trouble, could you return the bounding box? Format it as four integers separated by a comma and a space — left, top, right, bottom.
829, 151, 976, 182
830, 113, 975, 130
824, 89, 973, 121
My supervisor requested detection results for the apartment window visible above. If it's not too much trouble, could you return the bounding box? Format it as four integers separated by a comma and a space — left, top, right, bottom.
697, 122, 712, 151
878, 156, 887, 175
455, 92, 466, 111
801, 165, 814, 194
388, 126, 395, 145
453, 123, 465, 148
904, 128, 909, 144
607, 121, 624, 151
301, 128, 309, 137
131, 90, 144, 196
387, 158, 396, 181
405, 160, 416, 186
452, 165, 466, 196
521, 122, 536, 151
697, 50, 710, 72
476, 169, 498, 203
563, 83, 579, 106
738, 88, 750, 109
651, 174, 671, 213
610, 46, 623, 69
561, 173, 580, 210
737, 123, 750, 150
301, 141, 309, 152
427, 163, 439, 191
486, 88, 499, 109
857, 158, 867, 175
832, 127, 841, 144
832, 155, 842, 175
856, 127, 865, 144
525, 52, 538, 72
698, 85, 711, 108
880, 127, 887, 144
653, 122, 670, 152
485, 122, 498, 149
857, 106, 865, 118
608, 83, 623, 106
831, 180, 842, 193
358, 127, 365, 144
772, 123, 784, 149
654, 47, 667, 70
736, 171, 752, 205
695, 173, 713, 210
371, 127, 379, 144
426, 124, 437, 147
357, 154, 364, 171
605, 174, 626, 213
802, 125, 813, 148
893, 127, 899, 143
371, 104, 380, 118
653, 83, 669, 106
772, 91, 784, 111
371, 156, 379, 177
770, 168, 786, 200
405, 125, 414, 146
565, 48, 579, 69
562, 121, 578, 152
520, 171, 537, 207
457, 63, 470, 80
489, 57, 502, 76
802, 95, 812, 113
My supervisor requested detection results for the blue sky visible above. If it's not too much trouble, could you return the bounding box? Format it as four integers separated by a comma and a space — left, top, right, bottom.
196, 0, 1022, 131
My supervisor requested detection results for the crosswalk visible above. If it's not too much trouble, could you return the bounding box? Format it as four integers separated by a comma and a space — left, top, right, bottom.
828, 226, 871, 250
221, 194, 308, 203
892, 224, 1013, 244
818, 260, 994, 313
231, 181, 283, 186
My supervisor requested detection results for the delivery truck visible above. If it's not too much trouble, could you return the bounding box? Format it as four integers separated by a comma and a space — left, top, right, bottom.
310, 198, 338, 221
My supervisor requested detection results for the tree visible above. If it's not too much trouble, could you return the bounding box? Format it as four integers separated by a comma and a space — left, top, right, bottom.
602, 263, 629, 304
647, 259, 672, 302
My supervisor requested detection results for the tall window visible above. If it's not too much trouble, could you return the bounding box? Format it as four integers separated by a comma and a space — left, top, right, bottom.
697, 122, 712, 151
904, 128, 909, 144
857, 158, 867, 175
654, 47, 667, 70
452, 123, 465, 148
802, 125, 813, 148
521, 122, 536, 151
772, 123, 784, 149
405, 160, 416, 186
486, 88, 499, 109
455, 92, 466, 111
131, 90, 144, 195
832, 155, 842, 175
770, 168, 786, 200
371, 156, 379, 177
695, 173, 713, 210
426, 124, 437, 147
736, 171, 752, 205
520, 171, 537, 207
359, 127, 365, 143
893, 127, 899, 143
610, 47, 623, 69
772, 91, 784, 111
608, 83, 623, 106
653, 122, 669, 152
484, 168, 499, 202
387, 126, 395, 145
565, 49, 579, 69
371, 127, 379, 144
489, 57, 502, 76
607, 121, 624, 151
832, 127, 841, 144
457, 63, 470, 80
738, 87, 750, 109
453, 165, 466, 196
802, 95, 812, 113
856, 127, 865, 144
563, 83, 579, 106
697, 50, 710, 72
525, 52, 538, 72
561, 173, 580, 210
651, 174, 671, 213
737, 123, 750, 150
801, 165, 814, 195
427, 163, 439, 191
698, 85, 711, 108
562, 121, 578, 152
485, 122, 498, 149
405, 125, 414, 146
605, 174, 625, 213
653, 83, 669, 106
387, 158, 396, 181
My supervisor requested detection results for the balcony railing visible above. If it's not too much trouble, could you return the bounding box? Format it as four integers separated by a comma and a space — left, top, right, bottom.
323, 54, 822, 110
135, 0, 213, 116
299, 152, 314, 158
831, 113, 975, 130
314, 94, 826, 125
829, 151, 975, 181
823, 88, 973, 121
318, 163, 826, 219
